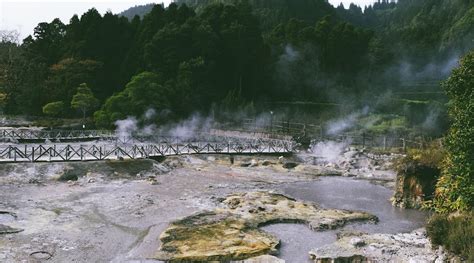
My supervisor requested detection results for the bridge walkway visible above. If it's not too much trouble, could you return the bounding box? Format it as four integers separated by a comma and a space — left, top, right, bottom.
0, 139, 294, 163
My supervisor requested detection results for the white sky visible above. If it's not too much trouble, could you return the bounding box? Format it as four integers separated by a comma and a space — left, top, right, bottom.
0, 0, 377, 41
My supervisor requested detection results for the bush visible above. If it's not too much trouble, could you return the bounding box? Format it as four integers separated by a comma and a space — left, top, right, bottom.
426, 213, 474, 261
42, 101, 65, 117
433, 51, 474, 213
58, 170, 79, 181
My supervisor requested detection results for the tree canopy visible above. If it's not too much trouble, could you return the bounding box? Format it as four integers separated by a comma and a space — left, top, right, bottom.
71, 83, 99, 120
0, 0, 471, 127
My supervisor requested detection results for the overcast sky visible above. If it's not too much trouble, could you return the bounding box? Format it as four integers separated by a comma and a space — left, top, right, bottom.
0, 0, 378, 41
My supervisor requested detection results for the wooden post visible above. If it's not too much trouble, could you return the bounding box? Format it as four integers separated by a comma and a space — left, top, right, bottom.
383, 136, 387, 151
362, 132, 366, 148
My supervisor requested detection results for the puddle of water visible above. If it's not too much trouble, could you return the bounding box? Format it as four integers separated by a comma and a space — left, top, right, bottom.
262, 177, 429, 262
30, 251, 53, 260
263, 223, 336, 263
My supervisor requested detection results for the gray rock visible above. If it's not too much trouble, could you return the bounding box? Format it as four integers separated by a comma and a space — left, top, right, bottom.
309, 228, 450, 263
282, 162, 298, 169
350, 237, 366, 247
261, 160, 275, 166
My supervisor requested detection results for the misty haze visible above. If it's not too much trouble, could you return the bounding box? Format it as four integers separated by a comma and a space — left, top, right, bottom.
0, 0, 473, 262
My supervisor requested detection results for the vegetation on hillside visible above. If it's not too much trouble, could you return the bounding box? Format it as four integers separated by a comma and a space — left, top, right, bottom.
0, 0, 471, 128
0, 1, 472, 258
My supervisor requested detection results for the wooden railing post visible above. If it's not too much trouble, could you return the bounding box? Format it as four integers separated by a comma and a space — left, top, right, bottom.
362, 132, 366, 148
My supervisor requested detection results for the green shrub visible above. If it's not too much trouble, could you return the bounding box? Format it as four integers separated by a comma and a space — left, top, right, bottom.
58, 170, 79, 181
426, 213, 474, 261
42, 101, 65, 117
433, 51, 474, 213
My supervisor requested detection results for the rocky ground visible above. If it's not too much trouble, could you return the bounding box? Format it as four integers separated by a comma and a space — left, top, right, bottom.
156, 191, 376, 262
309, 229, 450, 262
0, 149, 452, 262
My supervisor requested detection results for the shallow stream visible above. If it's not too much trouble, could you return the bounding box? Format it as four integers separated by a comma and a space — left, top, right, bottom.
262, 176, 428, 262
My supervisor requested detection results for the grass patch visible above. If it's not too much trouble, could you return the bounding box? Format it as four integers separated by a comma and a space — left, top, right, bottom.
426, 212, 474, 261
358, 114, 409, 134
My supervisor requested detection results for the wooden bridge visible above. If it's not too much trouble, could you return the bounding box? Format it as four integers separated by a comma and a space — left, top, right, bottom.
0, 137, 294, 163
0, 129, 115, 142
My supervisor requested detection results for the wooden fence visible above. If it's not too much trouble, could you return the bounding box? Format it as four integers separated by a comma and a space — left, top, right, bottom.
315, 132, 436, 151
0, 129, 115, 141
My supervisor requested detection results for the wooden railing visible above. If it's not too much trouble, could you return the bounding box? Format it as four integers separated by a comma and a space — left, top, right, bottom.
0, 137, 294, 163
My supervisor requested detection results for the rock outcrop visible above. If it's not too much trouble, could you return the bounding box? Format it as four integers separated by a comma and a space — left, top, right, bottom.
309, 229, 449, 262
391, 148, 442, 209
297, 146, 399, 182
155, 192, 377, 262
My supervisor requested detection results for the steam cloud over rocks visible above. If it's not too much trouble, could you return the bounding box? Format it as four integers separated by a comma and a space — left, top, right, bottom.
325, 106, 370, 136
310, 140, 351, 164
115, 117, 138, 142
114, 112, 215, 143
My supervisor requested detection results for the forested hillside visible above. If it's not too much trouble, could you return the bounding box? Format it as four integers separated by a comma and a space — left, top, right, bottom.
120, 3, 157, 20
0, 0, 472, 129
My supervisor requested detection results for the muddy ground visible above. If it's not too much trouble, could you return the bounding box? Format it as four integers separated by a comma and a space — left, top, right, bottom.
0, 152, 436, 262
0, 154, 326, 262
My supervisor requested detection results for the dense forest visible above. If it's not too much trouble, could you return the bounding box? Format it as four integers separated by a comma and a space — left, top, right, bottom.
0, 0, 473, 130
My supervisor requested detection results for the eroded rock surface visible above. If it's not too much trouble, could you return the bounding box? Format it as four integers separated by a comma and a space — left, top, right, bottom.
0, 224, 23, 234
296, 147, 400, 188
309, 228, 450, 263
155, 191, 377, 262
234, 254, 285, 263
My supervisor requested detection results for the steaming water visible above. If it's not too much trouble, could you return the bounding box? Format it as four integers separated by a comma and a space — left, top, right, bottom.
262, 177, 428, 262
